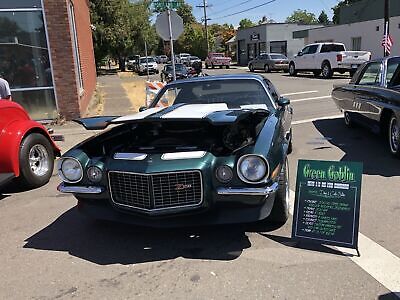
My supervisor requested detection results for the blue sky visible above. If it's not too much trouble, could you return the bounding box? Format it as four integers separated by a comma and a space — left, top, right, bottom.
185, 0, 341, 26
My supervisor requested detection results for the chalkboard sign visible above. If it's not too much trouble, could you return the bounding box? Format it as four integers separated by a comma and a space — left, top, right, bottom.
292, 160, 363, 249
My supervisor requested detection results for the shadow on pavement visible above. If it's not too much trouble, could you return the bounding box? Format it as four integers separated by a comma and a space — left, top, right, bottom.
0, 194, 10, 201
281, 74, 351, 80
378, 292, 400, 300
260, 234, 348, 257
313, 118, 400, 177
24, 207, 257, 265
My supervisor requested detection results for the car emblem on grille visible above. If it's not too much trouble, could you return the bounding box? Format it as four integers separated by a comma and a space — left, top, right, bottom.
175, 183, 192, 191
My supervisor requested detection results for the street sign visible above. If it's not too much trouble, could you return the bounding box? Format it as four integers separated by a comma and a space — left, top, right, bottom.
155, 10, 183, 41
292, 160, 363, 251
153, 0, 182, 11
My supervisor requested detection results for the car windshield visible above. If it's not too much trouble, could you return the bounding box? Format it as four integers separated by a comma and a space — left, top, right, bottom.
140, 57, 155, 63
212, 53, 224, 57
270, 54, 287, 60
152, 79, 274, 109
166, 64, 186, 72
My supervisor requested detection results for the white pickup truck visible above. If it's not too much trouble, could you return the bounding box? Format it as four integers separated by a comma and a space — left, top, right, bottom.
289, 43, 371, 79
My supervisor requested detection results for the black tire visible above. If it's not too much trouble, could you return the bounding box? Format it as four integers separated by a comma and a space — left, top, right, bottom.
289, 63, 297, 76
321, 62, 333, 79
313, 71, 321, 77
219, 65, 222, 69
264, 64, 270, 73
211, 64, 215, 69
389, 113, 400, 157
344, 111, 354, 128
18, 133, 54, 189
268, 159, 289, 224
205, 63, 209, 69
226, 65, 230, 69
249, 64, 254, 72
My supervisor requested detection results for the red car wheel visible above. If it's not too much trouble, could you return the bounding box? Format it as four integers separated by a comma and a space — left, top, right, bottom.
19, 133, 54, 188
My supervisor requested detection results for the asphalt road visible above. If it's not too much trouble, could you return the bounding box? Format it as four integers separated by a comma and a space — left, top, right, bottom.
0, 67, 399, 300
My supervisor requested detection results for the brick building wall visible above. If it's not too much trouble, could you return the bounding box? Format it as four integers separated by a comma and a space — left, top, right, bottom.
43, 0, 96, 119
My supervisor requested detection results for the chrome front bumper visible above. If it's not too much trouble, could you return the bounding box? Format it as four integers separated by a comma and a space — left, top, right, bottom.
57, 183, 104, 194
217, 182, 279, 196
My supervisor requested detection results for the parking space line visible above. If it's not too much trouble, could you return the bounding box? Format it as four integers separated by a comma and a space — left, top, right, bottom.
291, 95, 331, 103
288, 188, 400, 298
281, 91, 318, 97
292, 114, 343, 125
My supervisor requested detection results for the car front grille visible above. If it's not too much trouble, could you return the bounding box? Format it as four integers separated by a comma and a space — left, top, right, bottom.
108, 171, 203, 212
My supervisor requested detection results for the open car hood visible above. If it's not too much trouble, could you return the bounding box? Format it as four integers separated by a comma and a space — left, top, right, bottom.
74, 104, 270, 130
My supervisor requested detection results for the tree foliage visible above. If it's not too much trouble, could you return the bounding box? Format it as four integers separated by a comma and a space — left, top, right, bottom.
318, 10, 330, 24
238, 18, 255, 29
286, 9, 318, 24
176, 2, 196, 24
332, 0, 363, 24
90, 0, 156, 69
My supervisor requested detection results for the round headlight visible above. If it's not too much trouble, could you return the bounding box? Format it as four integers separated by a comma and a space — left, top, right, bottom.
59, 158, 83, 183
87, 166, 103, 183
216, 165, 233, 183
238, 155, 269, 183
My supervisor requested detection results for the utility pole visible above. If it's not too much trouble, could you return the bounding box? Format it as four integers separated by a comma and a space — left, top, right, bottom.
197, 0, 210, 54
383, 0, 390, 57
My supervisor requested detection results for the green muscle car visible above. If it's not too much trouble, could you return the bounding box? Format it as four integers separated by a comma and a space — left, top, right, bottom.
57, 74, 293, 227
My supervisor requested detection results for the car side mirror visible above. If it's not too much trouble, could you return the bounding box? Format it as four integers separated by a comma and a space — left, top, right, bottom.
277, 97, 290, 107
139, 106, 147, 112
298, 51, 304, 56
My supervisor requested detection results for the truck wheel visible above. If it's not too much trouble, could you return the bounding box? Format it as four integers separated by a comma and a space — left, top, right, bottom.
205, 63, 209, 69
249, 64, 254, 72
211, 64, 215, 69
321, 62, 333, 79
268, 159, 289, 224
226, 65, 230, 69
18, 133, 54, 189
389, 113, 400, 157
289, 63, 297, 76
264, 64, 270, 73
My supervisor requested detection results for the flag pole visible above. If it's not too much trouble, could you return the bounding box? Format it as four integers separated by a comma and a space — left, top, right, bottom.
383, 0, 390, 57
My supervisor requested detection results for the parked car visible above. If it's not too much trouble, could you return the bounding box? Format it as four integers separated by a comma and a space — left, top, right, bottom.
248, 53, 289, 73
138, 57, 159, 75
289, 43, 371, 79
0, 101, 61, 189
158, 55, 168, 64
57, 74, 293, 227
126, 55, 140, 71
160, 63, 188, 82
177, 53, 190, 64
205, 53, 231, 69
185, 56, 201, 67
332, 56, 400, 156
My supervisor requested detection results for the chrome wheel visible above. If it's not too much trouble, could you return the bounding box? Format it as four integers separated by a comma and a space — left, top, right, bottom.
344, 111, 353, 127
29, 144, 50, 177
289, 64, 296, 76
284, 159, 290, 211
389, 116, 399, 154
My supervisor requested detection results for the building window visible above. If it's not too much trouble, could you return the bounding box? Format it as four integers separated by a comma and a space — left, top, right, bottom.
0, 5, 57, 119
258, 42, 266, 54
68, 2, 84, 95
270, 41, 287, 56
351, 37, 362, 51
376, 26, 380, 31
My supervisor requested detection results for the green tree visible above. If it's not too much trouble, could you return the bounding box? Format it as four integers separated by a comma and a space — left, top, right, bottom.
176, 2, 196, 24
90, 0, 154, 70
238, 18, 255, 29
318, 10, 330, 24
286, 9, 318, 24
332, 0, 363, 24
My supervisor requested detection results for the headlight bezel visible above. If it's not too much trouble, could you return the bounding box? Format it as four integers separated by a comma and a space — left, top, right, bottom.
237, 154, 270, 184
58, 157, 84, 184
216, 165, 234, 183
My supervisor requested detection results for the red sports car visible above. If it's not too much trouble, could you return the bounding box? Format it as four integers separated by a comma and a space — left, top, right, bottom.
0, 101, 61, 189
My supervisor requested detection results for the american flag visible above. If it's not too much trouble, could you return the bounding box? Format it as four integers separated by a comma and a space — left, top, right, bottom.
382, 34, 394, 54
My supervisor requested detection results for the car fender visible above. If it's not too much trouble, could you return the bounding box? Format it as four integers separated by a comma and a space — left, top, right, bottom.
0, 120, 61, 177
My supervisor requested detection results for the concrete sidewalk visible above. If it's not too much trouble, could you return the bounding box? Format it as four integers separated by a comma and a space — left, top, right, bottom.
97, 74, 134, 116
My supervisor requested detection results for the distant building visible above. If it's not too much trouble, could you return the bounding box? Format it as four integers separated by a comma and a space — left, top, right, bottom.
293, 0, 400, 59
235, 23, 322, 66
0, 0, 96, 120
